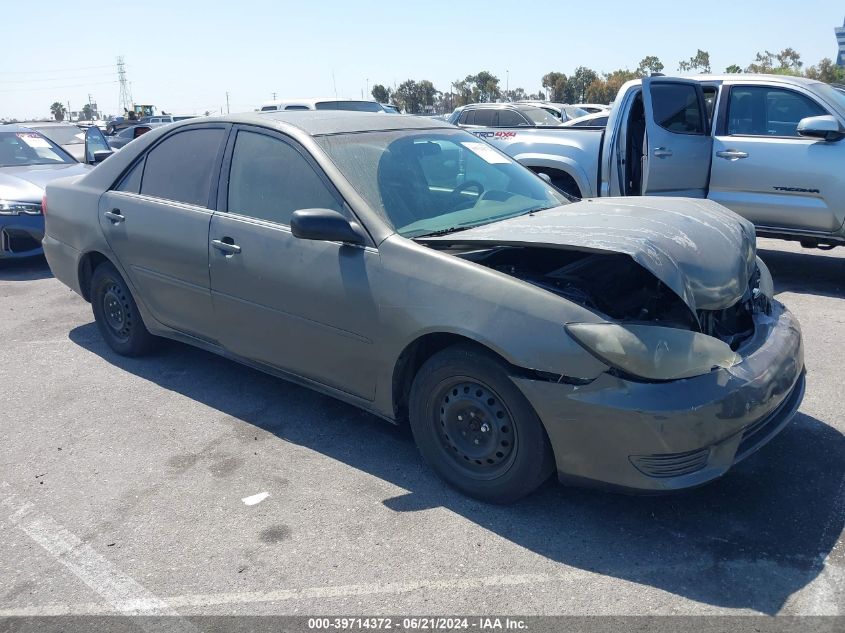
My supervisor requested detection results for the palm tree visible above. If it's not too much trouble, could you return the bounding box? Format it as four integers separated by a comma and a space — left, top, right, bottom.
50, 102, 66, 121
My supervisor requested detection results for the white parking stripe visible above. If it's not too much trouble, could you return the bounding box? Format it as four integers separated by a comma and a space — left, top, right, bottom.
0, 485, 198, 630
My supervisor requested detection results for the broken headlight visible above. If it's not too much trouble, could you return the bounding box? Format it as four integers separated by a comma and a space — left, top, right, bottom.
565, 323, 740, 381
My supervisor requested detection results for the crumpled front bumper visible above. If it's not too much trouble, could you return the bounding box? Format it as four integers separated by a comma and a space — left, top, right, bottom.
513, 300, 805, 492
0, 214, 44, 259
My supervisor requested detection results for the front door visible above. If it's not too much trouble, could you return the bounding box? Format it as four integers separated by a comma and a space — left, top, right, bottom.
98, 125, 228, 340
208, 127, 381, 400
641, 77, 713, 197
708, 83, 843, 233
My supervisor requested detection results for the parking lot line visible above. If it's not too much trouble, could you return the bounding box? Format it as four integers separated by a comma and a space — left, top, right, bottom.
0, 485, 198, 630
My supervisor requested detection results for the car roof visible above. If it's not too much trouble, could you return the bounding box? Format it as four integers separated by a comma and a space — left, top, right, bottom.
18, 121, 80, 128
261, 97, 381, 108
1, 124, 51, 133
229, 110, 451, 135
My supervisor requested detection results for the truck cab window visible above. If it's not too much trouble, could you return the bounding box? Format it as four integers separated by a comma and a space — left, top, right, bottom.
728, 86, 826, 137
650, 83, 705, 135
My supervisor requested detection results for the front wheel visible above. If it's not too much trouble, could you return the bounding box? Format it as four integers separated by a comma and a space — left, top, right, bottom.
90, 262, 157, 356
408, 345, 555, 503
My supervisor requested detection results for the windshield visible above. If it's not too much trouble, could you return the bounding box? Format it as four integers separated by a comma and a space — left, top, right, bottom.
814, 83, 845, 118
0, 131, 75, 167
518, 107, 561, 126
315, 100, 383, 112
317, 129, 568, 238
29, 125, 85, 146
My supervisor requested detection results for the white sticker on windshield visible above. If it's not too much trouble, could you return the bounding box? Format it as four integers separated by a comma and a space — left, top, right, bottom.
461, 141, 510, 164
16, 133, 51, 148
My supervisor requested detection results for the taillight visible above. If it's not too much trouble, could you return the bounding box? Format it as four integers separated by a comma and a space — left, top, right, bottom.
41, 194, 47, 216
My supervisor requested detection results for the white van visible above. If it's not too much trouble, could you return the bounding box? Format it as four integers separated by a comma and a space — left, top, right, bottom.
258, 98, 385, 113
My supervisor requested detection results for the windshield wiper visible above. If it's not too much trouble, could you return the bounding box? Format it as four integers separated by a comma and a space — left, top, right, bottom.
414, 225, 475, 238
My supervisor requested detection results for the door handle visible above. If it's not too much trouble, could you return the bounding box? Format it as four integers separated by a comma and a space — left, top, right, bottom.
104, 209, 124, 223
652, 147, 673, 158
715, 149, 749, 161
211, 238, 242, 255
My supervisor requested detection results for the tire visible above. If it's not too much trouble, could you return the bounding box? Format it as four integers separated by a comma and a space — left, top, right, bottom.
90, 262, 157, 356
408, 344, 555, 503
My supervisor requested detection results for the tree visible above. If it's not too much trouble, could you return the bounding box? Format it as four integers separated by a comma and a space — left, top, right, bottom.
637, 56, 664, 76
542, 72, 570, 102
584, 69, 639, 104
371, 84, 390, 104
725, 64, 743, 74
502, 87, 528, 102
392, 79, 440, 114
775, 48, 803, 74
50, 102, 66, 121
746, 50, 774, 73
451, 71, 501, 105
81, 104, 94, 121
678, 49, 711, 73
805, 57, 845, 84
569, 67, 599, 102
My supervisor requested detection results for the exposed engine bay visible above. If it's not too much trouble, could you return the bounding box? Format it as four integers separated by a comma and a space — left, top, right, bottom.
452, 246, 767, 350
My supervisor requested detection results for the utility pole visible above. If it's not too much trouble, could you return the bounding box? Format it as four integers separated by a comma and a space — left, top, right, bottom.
67, 101, 71, 122
366, 78, 369, 99
506, 70, 509, 100
117, 56, 132, 113
272, 92, 277, 100
225, 91, 230, 114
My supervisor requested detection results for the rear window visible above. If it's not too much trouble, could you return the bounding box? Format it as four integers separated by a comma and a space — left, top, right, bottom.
315, 101, 382, 112
0, 131, 75, 167
650, 83, 706, 134
140, 128, 225, 206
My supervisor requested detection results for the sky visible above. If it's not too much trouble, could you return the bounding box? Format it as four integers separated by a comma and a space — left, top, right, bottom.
1, 0, 844, 120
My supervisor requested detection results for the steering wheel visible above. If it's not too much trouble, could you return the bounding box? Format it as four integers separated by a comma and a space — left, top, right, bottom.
448, 180, 485, 210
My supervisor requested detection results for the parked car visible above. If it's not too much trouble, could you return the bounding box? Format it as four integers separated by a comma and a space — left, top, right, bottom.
259, 98, 384, 113
44, 112, 804, 502
517, 101, 590, 122
24, 121, 87, 162
571, 103, 611, 114
107, 125, 154, 150
448, 103, 561, 127
563, 111, 610, 127
461, 74, 845, 249
0, 126, 93, 258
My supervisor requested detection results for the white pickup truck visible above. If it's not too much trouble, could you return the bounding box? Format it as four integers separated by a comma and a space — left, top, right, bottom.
457, 74, 845, 248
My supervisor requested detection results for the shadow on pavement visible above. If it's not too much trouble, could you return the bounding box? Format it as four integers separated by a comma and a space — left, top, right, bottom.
760, 247, 845, 300
70, 323, 845, 614
0, 256, 52, 282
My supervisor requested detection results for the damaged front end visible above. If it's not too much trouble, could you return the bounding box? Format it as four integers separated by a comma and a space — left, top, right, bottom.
453, 245, 773, 382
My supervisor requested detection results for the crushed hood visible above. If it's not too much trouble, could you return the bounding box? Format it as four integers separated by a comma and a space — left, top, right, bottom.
422, 197, 757, 312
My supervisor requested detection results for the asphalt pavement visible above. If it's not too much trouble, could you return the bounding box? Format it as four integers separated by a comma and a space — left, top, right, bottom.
0, 238, 842, 617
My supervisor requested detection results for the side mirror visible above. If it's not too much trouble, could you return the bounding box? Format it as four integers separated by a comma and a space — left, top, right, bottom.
84, 126, 113, 164
290, 209, 366, 245
537, 172, 552, 184
797, 115, 845, 142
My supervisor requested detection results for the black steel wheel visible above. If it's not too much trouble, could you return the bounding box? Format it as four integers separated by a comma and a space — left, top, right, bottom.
409, 344, 555, 503
90, 262, 157, 356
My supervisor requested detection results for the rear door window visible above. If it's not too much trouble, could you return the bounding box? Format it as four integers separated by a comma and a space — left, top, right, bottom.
140, 128, 226, 207
497, 109, 528, 127
472, 109, 495, 126
727, 86, 826, 137
650, 83, 706, 134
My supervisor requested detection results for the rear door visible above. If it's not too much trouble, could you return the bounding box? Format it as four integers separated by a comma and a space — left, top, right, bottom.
208, 126, 382, 400
708, 83, 842, 233
641, 77, 713, 197
98, 124, 228, 341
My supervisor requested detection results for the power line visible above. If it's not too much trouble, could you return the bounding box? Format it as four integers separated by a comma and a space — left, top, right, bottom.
0, 73, 117, 85
0, 80, 119, 93
0, 64, 118, 75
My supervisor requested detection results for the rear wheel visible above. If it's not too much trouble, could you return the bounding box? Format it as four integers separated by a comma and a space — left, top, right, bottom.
90, 262, 157, 356
409, 345, 555, 503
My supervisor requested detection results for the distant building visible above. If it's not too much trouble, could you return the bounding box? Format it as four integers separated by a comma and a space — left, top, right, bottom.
837, 16, 845, 67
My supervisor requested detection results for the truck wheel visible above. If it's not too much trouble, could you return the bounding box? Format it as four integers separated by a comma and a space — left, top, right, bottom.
408, 344, 555, 503
90, 262, 157, 357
